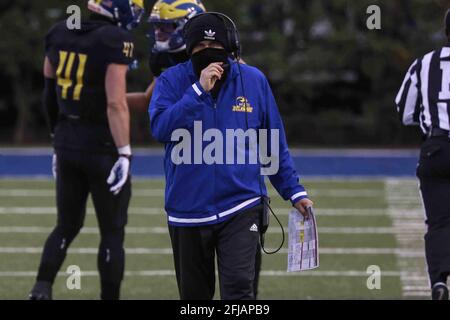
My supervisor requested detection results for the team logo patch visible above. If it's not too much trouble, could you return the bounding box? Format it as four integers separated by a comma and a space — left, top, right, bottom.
204, 29, 216, 40
232, 96, 253, 113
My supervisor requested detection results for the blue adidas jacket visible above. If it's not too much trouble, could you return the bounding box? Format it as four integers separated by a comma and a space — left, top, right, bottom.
149, 59, 308, 227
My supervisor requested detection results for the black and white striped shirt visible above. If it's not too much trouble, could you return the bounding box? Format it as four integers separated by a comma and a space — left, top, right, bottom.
395, 45, 450, 134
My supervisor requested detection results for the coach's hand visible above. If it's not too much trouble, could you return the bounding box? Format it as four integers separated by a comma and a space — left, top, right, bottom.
294, 198, 314, 219
107, 156, 130, 195
199, 62, 224, 92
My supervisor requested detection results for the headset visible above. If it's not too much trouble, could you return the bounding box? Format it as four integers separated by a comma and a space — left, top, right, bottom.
184, 12, 284, 254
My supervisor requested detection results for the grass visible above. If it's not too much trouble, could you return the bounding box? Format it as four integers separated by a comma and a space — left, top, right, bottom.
0, 178, 423, 300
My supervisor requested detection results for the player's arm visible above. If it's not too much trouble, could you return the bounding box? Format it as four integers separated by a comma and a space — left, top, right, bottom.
395, 59, 420, 126
43, 56, 58, 179
43, 57, 58, 137
102, 29, 136, 193
105, 63, 132, 195
126, 49, 165, 112
126, 78, 156, 112
106, 63, 130, 149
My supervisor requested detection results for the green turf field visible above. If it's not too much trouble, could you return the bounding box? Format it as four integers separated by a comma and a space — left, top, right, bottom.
0, 178, 428, 300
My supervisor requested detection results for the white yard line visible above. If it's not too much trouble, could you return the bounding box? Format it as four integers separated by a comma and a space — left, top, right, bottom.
0, 206, 428, 218
0, 189, 166, 197
402, 291, 431, 297
0, 207, 165, 215
0, 247, 424, 256
0, 226, 422, 234
0, 270, 404, 278
385, 178, 429, 300
0, 188, 386, 198
0, 207, 393, 216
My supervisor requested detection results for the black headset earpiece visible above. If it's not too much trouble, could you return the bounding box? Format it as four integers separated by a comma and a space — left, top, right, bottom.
214, 12, 241, 58
221, 13, 240, 58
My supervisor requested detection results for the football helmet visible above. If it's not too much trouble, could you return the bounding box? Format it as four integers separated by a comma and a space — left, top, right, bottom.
87, 0, 144, 30
149, 0, 205, 52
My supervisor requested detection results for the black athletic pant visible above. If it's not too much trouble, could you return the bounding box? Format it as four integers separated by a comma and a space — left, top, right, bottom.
254, 242, 262, 298
36, 149, 131, 300
169, 205, 262, 300
417, 136, 450, 286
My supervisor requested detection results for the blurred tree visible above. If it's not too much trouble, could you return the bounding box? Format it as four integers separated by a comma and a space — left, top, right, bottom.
0, 0, 449, 146
0, 0, 82, 143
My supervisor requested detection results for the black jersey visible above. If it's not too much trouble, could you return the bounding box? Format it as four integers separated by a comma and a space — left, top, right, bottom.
149, 49, 189, 77
45, 17, 134, 153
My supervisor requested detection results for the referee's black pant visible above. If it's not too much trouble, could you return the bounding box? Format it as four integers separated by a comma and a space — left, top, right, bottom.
36, 149, 131, 300
169, 205, 262, 300
417, 136, 450, 286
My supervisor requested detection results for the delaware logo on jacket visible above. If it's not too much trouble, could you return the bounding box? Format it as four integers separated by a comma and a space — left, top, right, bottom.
232, 96, 253, 113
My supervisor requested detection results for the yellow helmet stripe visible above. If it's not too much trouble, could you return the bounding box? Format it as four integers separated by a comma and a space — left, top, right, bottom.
171, 0, 195, 8
132, 0, 144, 9
152, 0, 204, 21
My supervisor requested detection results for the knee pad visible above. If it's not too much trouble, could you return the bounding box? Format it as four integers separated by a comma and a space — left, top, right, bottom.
98, 228, 125, 284
98, 228, 125, 263
53, 224, 82, 248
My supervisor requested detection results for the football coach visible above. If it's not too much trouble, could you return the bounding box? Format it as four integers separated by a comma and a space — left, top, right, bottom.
149, 12, 313, 300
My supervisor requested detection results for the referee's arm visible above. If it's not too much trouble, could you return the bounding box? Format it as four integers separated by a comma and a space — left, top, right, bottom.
395, 59, 421, 126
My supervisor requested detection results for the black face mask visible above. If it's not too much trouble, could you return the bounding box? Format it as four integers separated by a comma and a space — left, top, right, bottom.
191, 47, 230, 81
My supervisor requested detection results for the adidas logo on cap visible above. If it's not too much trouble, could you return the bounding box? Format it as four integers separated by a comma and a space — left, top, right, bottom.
204, 29, 216, 40
249, 224, 258, 232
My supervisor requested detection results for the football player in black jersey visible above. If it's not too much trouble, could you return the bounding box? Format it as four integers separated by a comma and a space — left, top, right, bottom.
29, 0, 144, 300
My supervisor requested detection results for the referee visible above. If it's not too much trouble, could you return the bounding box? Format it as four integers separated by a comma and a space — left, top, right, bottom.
395, 9, 450, 300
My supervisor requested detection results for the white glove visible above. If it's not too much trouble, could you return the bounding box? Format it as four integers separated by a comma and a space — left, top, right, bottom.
52, 154, 57, 179
107, 156, 130, 195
